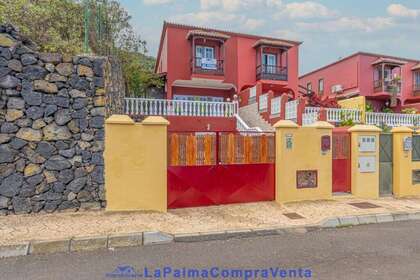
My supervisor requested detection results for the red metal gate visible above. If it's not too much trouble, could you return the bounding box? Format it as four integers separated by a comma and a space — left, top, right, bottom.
332, 128, 351, 193
167, 132, 275, 208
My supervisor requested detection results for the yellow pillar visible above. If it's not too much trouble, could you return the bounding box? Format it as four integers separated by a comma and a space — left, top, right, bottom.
274, 120, 333, 203
392, 127, 414, 198
105, 115, 169, 212
348, 125, 382, 199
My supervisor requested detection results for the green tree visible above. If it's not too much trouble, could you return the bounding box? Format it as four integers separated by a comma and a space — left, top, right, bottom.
0, 0, 163, 97
84, 0, 163, 96
121, 52, 164, 97
0, 0, 84, 54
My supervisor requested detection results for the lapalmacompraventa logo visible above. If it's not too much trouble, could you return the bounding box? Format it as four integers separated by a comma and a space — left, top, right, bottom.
106, 266, 313, 279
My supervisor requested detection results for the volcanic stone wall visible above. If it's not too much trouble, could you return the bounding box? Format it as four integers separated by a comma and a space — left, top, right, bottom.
0, 24, 122, 215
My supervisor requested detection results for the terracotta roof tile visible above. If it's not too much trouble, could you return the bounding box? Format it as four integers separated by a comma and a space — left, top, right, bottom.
253, 39, 294, 48
371, 57, 407, 65
412, 64, 420, 71
186, 30, 230, 40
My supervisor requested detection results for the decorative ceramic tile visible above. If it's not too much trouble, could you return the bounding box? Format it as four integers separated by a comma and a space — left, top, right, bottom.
296, 170, 317, 189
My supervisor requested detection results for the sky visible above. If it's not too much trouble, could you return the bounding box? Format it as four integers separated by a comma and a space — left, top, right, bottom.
119, 0, 420, 75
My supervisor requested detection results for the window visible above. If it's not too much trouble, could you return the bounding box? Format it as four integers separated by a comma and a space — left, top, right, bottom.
262, 53, 277, 73
259, 94, 268, 111
271, 97, 281, 116
318, 79, 324, 95
195, 46, 215, 67
384, 67, 392, 81
249, 86, 257, 104
307, 82, 312, 93
414, 71, 420, 90
174, 95, 223, 102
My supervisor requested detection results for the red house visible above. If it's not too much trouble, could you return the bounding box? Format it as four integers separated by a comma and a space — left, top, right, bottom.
299, 52, 420, 112
155, 22, 301, 127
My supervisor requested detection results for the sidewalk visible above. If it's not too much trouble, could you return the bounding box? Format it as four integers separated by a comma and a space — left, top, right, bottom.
2, 195, 420, 246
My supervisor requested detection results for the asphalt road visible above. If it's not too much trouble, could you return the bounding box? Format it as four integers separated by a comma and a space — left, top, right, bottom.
1, 220, 420, 280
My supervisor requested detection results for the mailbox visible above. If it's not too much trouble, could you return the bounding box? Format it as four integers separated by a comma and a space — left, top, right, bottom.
358, 156, 376, 173
358, 135, 376, 152
321, 135, 331, 152
403, 136, 412, 151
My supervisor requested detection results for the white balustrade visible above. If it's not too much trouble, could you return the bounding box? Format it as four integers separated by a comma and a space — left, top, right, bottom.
302, 107, 320, 126
301, 107, 362, 125
124, 98, 238, 118
366, 112, 420, 127
326, 108, 362, 123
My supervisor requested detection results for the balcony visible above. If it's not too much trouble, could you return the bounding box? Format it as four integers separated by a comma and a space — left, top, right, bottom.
373, 79, 401, 95
256, 65, 288, 81
192, 57, 224, 76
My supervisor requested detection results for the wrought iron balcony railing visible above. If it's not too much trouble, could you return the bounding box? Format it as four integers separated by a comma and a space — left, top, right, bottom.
256, 65, 288, 81
192, 57, 224, 75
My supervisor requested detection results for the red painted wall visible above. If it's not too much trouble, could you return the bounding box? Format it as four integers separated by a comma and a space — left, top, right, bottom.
299, 53, 420, 109
157, 23, 300, 102
167, 116, 237, 132
299, 54, 360, 97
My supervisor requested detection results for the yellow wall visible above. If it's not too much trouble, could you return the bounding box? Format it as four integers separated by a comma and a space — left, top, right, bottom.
105, 115, 169, 212
348, 125, 381, 199
392, 127, 420, 197
338, 96, 366, 123
274, 120, 333, 203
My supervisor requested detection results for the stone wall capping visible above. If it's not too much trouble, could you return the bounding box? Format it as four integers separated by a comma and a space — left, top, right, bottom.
308, 121, 334, 129
391, 126, 413, 133
273, 120, 299, 128
348, 125, 382, 132
105, 115, 134, 125
142, 116, 169, 126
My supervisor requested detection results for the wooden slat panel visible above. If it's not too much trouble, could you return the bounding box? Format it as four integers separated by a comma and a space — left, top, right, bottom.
204, 135, 214, 165
261, 134, 268, 163
169, 134, 179, 166
169, 132, 275, 166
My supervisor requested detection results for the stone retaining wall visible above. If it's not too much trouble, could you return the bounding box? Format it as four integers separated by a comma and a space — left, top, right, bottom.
0, 24, 121, 215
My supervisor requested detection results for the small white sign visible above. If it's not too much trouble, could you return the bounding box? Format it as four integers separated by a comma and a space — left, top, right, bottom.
201, 58, 217, 70
404, 136, 412, 151
359, 156, 376, 173
358, 135, 376, 152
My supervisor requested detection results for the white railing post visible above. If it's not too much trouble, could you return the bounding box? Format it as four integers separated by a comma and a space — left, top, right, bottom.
123, 97, 239, 118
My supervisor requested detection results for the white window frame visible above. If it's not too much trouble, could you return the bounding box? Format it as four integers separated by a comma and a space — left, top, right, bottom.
174, 95, 223, 102
259, 94, 268, 112
271, 97, 281, 116
262, 53, 277, 74
196, 45, 214, 64
249, 86, 257, 104
318, 79, 324, 94
414, 71, 420, 87
307, 82, 312, 91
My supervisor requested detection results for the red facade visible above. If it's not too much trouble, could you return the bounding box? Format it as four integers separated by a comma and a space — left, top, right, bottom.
299, 52, 420, 112
155, 22, 300, 106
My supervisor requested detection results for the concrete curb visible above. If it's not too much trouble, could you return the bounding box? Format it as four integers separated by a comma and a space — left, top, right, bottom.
1, 211, 420, 258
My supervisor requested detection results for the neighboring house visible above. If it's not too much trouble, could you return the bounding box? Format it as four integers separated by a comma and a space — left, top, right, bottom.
299, 52, 420, 112
155, 22, 300, 117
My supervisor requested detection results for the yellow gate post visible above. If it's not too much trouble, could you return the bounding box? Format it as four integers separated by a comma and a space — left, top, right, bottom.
105, 115, 169, 212
392, 127, 419, 197
348, 125, 382, 199
274, 120, 333, 203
